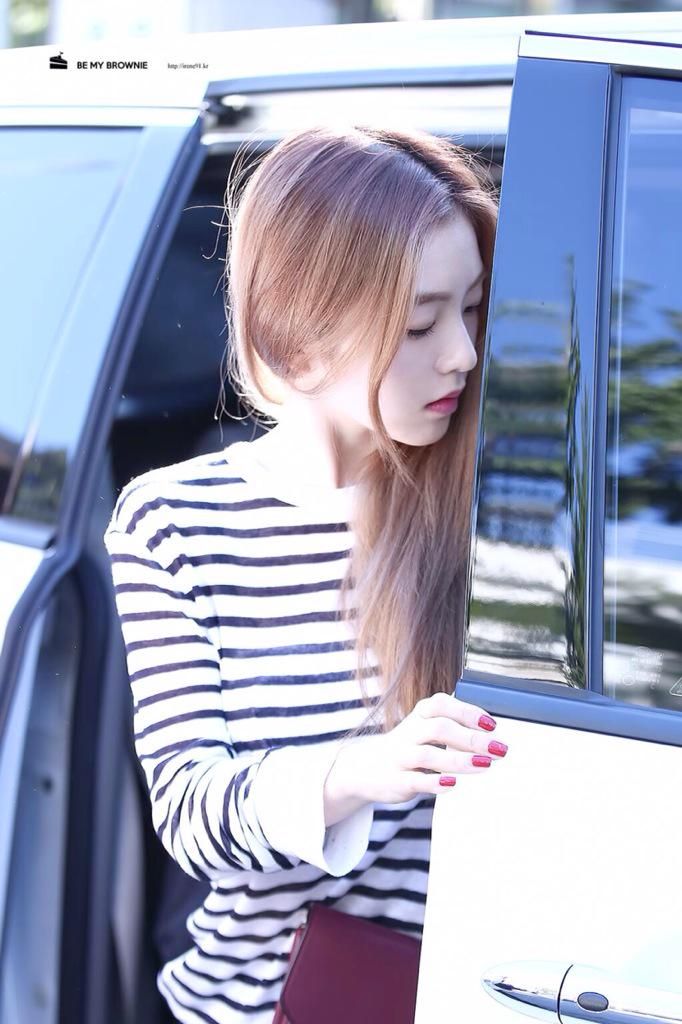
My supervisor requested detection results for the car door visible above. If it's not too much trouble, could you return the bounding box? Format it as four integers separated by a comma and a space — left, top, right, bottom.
416, 28, 682, 1024
0, 107, 205, 1024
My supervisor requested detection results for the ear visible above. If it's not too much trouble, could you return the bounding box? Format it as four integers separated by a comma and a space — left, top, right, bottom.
290, 352, 328, 392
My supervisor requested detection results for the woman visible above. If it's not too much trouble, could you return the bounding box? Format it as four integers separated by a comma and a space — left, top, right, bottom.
103, 123, 508, 1024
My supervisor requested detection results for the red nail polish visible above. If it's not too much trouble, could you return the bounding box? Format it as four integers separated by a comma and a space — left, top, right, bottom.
478, 715, 496, 731
472, 755, 492, 767
439, 776, 457, 787
488, 741, 507, 757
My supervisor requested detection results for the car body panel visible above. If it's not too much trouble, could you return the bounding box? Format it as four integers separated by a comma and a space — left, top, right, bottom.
0, 542, 45, 948
415, 716, 682, 1023
415, 27, 682, 1024
0, 543, 43, 653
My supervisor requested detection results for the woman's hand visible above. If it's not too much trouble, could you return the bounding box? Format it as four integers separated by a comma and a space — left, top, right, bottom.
324, 692, 509, 820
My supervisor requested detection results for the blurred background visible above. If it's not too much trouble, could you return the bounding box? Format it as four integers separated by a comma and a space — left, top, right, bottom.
3, 0, 682, 50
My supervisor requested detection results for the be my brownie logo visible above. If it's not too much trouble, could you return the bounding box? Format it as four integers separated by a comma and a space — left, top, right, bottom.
49, 51, 150, 70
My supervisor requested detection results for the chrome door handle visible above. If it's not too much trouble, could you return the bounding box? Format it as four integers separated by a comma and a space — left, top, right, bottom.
482, 960, 682, 1022
482, 960, 568, 1021
560, 963, 682, 1023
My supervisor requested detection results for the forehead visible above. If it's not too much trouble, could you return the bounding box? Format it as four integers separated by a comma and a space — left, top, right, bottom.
415, 216, 483, 290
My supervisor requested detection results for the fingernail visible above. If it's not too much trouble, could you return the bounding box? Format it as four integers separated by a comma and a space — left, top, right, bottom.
439, 775, 457, 787
488, 741, 507, 757
472, 755, 492, 767
478, 715, 496, 731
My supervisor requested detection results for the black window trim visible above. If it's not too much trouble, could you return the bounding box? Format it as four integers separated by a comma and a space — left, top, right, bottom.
456, 675, 682, 747
460, 59, 682, 748
587, 68, 623, 706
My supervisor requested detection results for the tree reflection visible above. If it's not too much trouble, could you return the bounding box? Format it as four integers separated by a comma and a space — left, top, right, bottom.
469, 265, 682, 707
609, 284, 682, 524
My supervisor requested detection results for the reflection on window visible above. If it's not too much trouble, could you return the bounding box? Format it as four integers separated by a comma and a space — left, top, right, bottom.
0, 128, 139, 519
465, 63, 604, 690
605, 77, 682, 713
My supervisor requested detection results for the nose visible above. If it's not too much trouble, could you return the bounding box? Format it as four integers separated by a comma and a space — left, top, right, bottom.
436, 323, 478, 376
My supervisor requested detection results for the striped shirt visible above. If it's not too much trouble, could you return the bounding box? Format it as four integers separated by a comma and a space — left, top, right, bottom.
103, 438, 435, 1024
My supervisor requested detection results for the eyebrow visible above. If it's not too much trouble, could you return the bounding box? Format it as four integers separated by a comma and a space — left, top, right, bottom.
415, 268, 486, 306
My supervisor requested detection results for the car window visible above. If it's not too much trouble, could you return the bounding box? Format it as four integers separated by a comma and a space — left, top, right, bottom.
117, 174, 227, 421
0, 127, 140, 516
464, 59, 609, 692
603, 76, 682, 713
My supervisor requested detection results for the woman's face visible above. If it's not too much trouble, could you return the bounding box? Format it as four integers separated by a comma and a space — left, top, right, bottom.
378, 213, 484, 446
277, 213, 485, 486
311, 213, 485, 450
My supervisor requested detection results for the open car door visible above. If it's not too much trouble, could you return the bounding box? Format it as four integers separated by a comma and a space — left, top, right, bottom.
0, 107, 205, 1024
416, 28, 682, 1024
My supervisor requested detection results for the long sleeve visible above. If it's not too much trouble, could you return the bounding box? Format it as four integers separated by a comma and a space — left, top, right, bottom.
103, 483, 374, 883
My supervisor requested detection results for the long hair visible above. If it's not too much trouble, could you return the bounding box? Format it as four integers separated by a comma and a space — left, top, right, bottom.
222, 124, 498, 736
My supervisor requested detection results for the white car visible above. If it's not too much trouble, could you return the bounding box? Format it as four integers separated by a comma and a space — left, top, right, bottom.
0, 11, 681, 1024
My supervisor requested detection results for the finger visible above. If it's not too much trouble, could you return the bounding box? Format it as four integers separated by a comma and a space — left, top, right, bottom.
413, 744, 496, 775
416, 716, 508, 759
417, 691, 498, 734
406, 769, 458, 797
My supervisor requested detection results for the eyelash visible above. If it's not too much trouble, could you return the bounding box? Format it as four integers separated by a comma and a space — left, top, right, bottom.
407, 303, 482, 338
407, 324, 436, 339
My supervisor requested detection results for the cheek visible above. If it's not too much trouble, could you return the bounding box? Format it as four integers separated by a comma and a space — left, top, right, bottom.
378, 353, 421, 419
385, 345, 424, 391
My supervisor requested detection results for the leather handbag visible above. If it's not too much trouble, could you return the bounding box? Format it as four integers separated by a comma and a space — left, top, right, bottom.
272, 902, 422, 1024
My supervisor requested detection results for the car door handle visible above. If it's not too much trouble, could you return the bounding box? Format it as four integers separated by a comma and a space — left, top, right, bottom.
482, 960, 682, 1022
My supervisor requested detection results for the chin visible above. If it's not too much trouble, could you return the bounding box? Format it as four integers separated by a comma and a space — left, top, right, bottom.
393, 423, 450, 448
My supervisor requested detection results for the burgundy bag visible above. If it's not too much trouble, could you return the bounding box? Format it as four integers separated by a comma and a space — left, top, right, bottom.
272, 903, 422, 1024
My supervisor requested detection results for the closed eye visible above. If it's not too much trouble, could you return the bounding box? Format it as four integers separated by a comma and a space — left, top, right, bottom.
407, 322, 436, 338
407, 302, 482, 339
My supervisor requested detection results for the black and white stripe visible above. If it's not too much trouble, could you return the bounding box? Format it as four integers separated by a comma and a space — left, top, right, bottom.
103, 444, 434, 1024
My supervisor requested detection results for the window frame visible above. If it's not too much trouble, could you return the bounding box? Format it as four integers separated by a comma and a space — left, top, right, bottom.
596, 71, 682, 713
460, 33, 682, 747
0, 110, 203, 541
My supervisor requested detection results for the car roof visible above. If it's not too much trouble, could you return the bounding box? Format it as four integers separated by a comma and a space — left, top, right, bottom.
205, 10, 682, 97
2, 11, 681, 114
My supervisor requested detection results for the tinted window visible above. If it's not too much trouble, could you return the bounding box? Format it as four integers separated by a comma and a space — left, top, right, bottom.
604, 77, 682, 713
465, 60, 609, 690
118, 178, 227, 421
0, 127, 139, 514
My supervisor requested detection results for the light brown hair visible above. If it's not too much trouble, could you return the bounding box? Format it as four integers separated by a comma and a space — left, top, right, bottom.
222, 124, 498, 737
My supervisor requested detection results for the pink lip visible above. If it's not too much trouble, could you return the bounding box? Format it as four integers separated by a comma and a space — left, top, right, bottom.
426, 389, 463, 408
